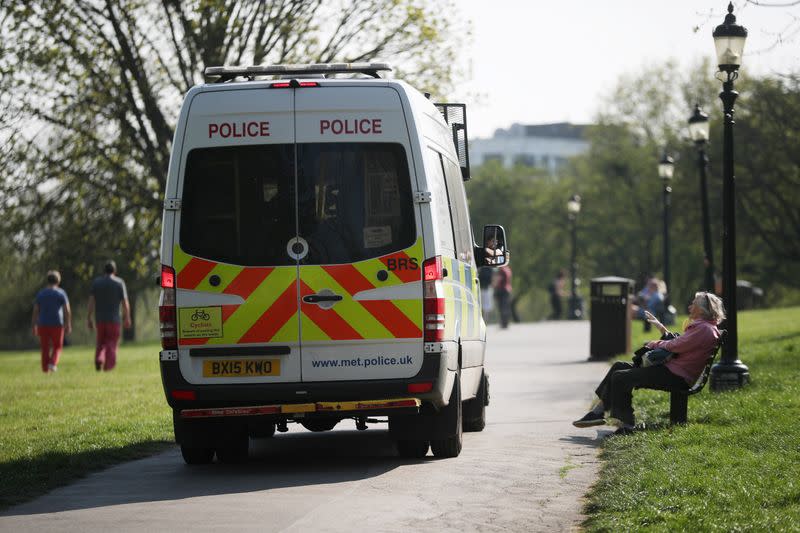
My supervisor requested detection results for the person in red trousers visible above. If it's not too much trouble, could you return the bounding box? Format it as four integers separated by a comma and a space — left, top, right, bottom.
87, 260, 131, 371
32, 270, 72, 373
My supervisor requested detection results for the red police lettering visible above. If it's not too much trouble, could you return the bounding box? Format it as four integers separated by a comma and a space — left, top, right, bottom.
208, 121, 270, 139
319, 118, 382, 135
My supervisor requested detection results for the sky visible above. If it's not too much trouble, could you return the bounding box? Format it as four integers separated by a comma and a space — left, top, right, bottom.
457, 0, 800, 138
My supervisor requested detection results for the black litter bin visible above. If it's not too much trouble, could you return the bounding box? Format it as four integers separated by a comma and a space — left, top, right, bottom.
589, 277, 634, 360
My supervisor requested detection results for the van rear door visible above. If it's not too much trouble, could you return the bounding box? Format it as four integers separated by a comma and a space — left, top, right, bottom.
294, 86, 424, 382
173, 87, 303, 384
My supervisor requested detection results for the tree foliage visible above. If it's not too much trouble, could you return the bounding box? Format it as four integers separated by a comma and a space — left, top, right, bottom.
735, 74, 800, 263
0, 0, 463, 347
466, 63, 800, 321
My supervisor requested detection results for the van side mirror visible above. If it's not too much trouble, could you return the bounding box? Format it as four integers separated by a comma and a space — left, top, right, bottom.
475, 224, 510, 267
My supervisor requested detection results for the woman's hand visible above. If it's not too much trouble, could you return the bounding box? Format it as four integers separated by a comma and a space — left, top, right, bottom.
644, 310, 668, 334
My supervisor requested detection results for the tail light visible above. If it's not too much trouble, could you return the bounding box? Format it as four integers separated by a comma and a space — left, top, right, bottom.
159, 264, 177, 350
171, 390, 196, 401
408, 382, 433, 394
423, 256, 445, 342
271, 81, 319, 88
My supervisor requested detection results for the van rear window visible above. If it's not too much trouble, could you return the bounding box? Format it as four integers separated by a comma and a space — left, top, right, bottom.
180, 143, 415, 266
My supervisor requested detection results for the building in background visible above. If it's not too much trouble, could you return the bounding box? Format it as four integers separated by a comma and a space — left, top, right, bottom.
470, 122, 590, 174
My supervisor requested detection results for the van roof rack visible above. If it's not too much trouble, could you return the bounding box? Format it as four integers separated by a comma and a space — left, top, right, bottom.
204, 63, 392, 83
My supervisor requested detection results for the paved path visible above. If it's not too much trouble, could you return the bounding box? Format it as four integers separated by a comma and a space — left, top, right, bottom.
0, 321, 613, 532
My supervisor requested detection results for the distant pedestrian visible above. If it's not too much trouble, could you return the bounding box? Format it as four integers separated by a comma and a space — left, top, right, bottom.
632, 277, 666, 332
548, 269, 566, 320
87, 260, 131, 371
32, 270, 72, 373
478, 266, 494, 317
493, 265, 513, 328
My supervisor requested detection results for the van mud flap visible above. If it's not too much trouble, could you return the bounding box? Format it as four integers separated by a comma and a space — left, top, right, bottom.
388, 392, 459, 440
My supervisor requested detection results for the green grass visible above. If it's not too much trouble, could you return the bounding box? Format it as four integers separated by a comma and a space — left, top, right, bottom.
0, 342, 172, 510
583, 307, 800, 531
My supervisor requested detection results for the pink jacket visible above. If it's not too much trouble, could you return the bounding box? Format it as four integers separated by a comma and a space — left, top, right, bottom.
647, 319, 721, 385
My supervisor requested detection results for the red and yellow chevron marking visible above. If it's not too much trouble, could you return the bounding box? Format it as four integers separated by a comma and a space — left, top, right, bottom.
319, 264, 421, 338
224, 267, 274, 298
299, 253, 422, 340
299, 280, 364, 340
379, 250, 421, 284
238, 282, 298, 344
172, 238, 423, 345
177, 257, 217, 289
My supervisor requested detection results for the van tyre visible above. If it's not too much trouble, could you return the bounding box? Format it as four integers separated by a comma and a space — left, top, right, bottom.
396, 439, 429, 458
180, 444, 215, 465
216, 429, 249, 464
249, 422, 276, 439
430, 372, 463, 458
463, 371, 488, 432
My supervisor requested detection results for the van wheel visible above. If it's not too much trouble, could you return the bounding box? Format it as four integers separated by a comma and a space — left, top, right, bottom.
301, 419, 339, 432
249, 422, 276, 439
216, 429, 249, 464
180, 444, 214, 465
430, 372, 463, 458
396, 439, 430, 458
463, 371, 488, 432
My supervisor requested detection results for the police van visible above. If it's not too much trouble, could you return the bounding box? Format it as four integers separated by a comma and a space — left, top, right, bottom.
158, 63, 509, 464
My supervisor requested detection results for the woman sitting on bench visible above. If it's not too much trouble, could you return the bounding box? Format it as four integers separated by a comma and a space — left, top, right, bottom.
573, 291, 725, 434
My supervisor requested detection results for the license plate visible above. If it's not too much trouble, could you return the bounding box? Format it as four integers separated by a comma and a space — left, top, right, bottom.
202, 359, 280, 378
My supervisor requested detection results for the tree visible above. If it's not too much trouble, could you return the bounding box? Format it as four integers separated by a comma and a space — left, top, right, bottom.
467, 161, 576, 319
735, 74, 800, 274
0, 0, 464, 346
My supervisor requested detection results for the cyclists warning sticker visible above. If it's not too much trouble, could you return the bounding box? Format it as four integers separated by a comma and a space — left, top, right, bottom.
179, 307, 223, 339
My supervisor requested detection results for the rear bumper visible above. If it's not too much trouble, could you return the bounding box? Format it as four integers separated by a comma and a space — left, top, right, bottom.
160, 352, 446, 414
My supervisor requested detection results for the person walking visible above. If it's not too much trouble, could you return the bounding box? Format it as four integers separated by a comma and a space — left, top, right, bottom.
493, 265, 513, 329
478, 266, 494, 318
548, 269, 566, 320
87, 260, 131, 371
32, 270, 72, 373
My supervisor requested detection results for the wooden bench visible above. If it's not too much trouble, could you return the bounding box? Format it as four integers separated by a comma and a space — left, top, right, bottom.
669, 329, 727, 424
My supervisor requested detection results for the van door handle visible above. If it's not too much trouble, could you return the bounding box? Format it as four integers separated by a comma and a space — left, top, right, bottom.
303, 294, 343, 304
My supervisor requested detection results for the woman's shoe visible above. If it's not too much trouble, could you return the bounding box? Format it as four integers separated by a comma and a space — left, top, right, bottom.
572, 411, 605, 428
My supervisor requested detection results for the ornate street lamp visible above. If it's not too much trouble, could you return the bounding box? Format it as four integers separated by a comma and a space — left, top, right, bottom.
658, 152, 674, 301
688, 104, 716, 294
567, 194, 582, 319
710, 1, 750, 391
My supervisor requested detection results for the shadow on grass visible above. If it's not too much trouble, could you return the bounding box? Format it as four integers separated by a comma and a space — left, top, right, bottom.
0, 429, 415, 516
0, 440, 173, 511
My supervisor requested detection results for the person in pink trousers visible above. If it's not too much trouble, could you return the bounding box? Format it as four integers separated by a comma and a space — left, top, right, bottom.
87, 260, 131, 371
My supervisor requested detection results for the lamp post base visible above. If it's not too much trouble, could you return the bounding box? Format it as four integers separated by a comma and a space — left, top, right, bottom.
709, 361, 750, 392
568, 296, 584, 320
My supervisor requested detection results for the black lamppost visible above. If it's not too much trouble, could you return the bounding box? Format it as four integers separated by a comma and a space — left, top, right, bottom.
658, 152, 674, 299
567, 194, 582, 319
688, 104, 716, 293
710, 2, 750, 391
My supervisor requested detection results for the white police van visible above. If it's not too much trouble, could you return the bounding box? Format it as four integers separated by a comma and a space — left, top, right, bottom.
158, 63, 509, 463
